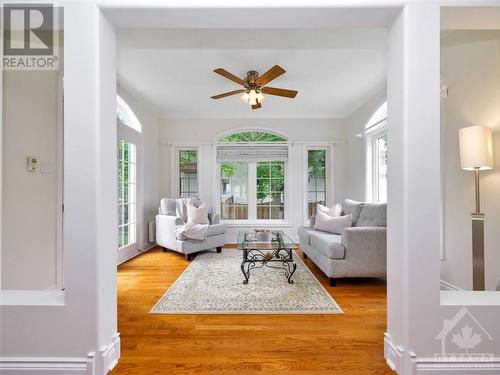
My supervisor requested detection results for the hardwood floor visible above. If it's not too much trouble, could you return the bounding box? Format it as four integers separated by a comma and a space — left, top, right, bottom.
112, 246, 392, 375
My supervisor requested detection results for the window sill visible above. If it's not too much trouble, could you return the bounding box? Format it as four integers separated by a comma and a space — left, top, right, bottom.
222, 221, 292, 228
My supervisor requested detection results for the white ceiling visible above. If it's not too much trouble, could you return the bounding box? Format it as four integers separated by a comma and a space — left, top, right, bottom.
117, 28, 387, 119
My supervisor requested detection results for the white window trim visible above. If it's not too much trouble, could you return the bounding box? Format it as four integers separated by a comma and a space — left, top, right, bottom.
171, 145, 201, 199
365, 122, 387, 203
303, 144, 333, 225
217, 157, 290, 224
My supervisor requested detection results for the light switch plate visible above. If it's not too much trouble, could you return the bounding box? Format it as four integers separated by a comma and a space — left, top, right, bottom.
27, 156, 38, 172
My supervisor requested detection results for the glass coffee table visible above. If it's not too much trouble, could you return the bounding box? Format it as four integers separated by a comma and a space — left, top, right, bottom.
237, 230, 298, 284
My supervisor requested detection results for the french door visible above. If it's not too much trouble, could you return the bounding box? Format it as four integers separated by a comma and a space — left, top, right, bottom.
118, 139, 139, 262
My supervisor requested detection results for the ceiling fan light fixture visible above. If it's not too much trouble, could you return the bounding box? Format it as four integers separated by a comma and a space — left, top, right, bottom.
240, 91, 249, 103
256, 91, 264, 102
248, 97, 258, 106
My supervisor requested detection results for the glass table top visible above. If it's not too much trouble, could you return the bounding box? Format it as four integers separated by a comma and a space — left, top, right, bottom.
237, 230, 296, 250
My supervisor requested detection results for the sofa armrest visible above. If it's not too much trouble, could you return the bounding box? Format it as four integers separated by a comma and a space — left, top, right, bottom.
210, 213, 221, 225
342, 226, 387, 265
155, 214, 183, 249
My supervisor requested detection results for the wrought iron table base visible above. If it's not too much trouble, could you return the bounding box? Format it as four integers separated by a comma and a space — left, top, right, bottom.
240, 248, 297, 284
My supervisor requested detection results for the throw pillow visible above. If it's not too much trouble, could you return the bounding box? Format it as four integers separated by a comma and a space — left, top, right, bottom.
317, 202, 341, 217
314, 211, 352, 234
187, 202, 210, 225
189, 196, 202, 208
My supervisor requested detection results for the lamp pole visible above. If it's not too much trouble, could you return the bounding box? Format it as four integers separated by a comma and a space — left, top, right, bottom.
472, 166, 485, 291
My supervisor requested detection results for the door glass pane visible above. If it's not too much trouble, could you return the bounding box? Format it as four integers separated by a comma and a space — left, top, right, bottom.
257, 161, 285, 220
376, 135, 388, 203
221, 162, 248, 220
118, 140, 137, 248
307, 149, 327, 218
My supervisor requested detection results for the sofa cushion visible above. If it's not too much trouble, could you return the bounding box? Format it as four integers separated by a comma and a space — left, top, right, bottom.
309, 231, 345, 260
357, 203, 387, 227
298, 226, 316, 244
206, 223, 226, 237
341, 199, 364, 226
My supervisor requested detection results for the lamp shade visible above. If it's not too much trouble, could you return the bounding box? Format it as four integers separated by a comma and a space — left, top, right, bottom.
458, 125, 493, 171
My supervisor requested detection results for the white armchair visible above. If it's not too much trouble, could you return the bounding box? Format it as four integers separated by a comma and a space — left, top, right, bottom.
155, 198, 227, 261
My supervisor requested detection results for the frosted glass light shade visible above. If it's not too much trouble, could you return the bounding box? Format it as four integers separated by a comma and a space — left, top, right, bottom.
459, 125, 493, 171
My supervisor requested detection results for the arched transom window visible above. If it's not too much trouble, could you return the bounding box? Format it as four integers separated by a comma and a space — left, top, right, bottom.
117, 95, 142, 133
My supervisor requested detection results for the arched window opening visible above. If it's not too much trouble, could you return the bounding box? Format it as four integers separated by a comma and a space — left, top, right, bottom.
117, 95, 142, 133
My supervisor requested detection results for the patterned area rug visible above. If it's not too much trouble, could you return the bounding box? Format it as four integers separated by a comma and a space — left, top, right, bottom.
150, 249, 343, 314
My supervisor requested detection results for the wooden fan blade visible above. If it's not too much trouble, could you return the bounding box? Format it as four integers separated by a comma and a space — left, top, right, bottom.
211, 89, 245, 99
251, 102, 262, 110
257, 65, 286, 85
213, 68, 245, 85
261, 86, 298, 98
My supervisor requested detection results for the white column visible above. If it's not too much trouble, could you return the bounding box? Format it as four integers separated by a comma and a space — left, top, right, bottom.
385, 3, 441, 373
0, 3, 119, 374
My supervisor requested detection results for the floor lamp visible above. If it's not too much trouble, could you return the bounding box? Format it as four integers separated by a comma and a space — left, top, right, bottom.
458, 125, 493, 291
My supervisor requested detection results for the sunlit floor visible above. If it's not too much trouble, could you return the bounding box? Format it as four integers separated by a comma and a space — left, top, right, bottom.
112, 246, 391, 375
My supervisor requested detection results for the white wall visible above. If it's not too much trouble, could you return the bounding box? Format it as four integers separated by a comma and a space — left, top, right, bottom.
440, 31, 500, 291
1, 70, 61, 290
343, 88, 387, 201
159, 118, 347, 241
117, 87, 160, 252
1, 4, 119, 373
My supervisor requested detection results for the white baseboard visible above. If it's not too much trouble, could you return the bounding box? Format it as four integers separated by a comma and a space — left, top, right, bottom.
118, 244, 156, 266
384, 332, 404, 372
440, 280, 463, 291
0, 335, 120, 375
413, 356, 500, 373
385, 331, 500, 374
0, 353, 95, 375
96, 334, 120, 374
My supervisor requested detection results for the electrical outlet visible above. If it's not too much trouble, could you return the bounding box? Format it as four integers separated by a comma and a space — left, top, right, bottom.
27, 156, 38, 172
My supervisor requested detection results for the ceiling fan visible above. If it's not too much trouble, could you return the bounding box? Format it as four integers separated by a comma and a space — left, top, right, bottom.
211, 65, 298, 110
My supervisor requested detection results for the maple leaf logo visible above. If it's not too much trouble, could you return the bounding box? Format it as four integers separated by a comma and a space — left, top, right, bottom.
451, 324, 483, 353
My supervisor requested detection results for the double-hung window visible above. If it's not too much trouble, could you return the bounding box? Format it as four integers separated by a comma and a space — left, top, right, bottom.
218, 131, 288, 222
366, 101, 388, 203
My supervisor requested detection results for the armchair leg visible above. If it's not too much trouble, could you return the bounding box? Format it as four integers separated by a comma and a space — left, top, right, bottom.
329, 278, 336, 287
185, 253, 192, 261
216, 247, 222, 253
